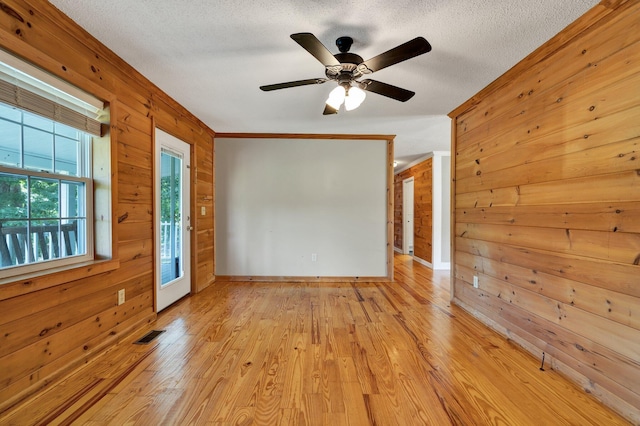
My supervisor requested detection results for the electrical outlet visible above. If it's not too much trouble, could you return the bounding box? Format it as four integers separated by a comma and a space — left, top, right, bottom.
117, 289, 125, 305
473, 276, 479, 289
201, 206, 206, 216
311, 253, 317, 262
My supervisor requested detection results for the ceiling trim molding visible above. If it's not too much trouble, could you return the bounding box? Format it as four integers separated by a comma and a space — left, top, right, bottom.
215, 132, 395, 140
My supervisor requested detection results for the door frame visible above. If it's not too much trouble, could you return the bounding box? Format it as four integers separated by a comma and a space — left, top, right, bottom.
153, 127, 193, 312
402, 177, 414, 255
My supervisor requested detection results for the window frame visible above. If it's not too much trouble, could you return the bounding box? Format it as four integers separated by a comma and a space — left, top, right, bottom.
0, 51, 114, 285
0, 163, 95, 277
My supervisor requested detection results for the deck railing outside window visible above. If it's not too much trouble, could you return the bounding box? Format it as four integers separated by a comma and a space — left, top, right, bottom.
0, 221, 80, 267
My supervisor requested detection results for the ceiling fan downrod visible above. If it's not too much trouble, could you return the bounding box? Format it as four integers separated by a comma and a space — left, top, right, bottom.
335, 36, 353, 53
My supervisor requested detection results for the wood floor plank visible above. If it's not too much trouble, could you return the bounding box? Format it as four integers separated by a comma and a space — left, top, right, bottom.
0, 254, 630, 425
395, 373, 454, 424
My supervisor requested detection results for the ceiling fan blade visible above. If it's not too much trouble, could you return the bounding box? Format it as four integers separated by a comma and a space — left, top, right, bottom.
359, 37, 431, 73
359, 79, 415, 102
260, 78, 328, 91
291, 33, 341, 67
323, 104, 338, 115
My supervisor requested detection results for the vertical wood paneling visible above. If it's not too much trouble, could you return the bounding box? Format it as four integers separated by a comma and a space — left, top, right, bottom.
449, 0, 640, 422
394, 158, 433, 263
0, 0, 214, 410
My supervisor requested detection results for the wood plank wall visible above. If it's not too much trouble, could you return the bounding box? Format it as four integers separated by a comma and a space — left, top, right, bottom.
394, 158, 433, 264
0, 0, 214, 410
448, 0, 640, 422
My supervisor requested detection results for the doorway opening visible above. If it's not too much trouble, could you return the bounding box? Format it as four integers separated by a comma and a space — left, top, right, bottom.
402, 177, 414, 256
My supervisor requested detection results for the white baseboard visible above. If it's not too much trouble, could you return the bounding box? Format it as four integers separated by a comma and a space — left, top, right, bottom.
393, 246, 403, 254
413, 256, 433, 268
433, 261, 451, 270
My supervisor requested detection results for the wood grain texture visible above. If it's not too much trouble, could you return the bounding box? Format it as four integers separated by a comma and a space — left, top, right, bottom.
449, 1, 640, 422
448, 0, 636, 118
0, 0, 214, 410
0, 255, 628, 425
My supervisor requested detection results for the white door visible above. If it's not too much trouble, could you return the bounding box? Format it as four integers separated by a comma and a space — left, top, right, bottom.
154, 129, 191, 311
403, 177, 414, 255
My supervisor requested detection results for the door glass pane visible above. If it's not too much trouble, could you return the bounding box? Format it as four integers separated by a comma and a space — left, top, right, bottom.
160, 150, 183, 286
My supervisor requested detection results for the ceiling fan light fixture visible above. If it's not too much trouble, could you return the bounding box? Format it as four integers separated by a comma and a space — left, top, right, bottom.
261, 33, 432, 115
326, 85, 346, 109
344, 86, 366, 111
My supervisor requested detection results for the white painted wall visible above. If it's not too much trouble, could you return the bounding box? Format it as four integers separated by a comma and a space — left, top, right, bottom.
215, 138, 388, 277
432, 151, 451, 270
441, 158, 451, 263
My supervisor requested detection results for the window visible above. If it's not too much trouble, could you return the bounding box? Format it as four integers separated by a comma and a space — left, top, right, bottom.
0, 52, 107, 279
0, 106, 93, 273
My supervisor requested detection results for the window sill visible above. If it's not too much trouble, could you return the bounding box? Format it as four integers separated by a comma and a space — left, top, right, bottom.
0, 258, 120, 301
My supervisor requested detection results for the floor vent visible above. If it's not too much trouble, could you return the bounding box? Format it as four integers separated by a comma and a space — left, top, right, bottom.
134, 330, 165, 345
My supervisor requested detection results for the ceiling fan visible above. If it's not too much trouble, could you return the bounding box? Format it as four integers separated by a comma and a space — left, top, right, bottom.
260, 33, 432, 115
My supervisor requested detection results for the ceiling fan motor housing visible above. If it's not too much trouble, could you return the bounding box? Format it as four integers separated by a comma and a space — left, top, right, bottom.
327, 52, 364, 81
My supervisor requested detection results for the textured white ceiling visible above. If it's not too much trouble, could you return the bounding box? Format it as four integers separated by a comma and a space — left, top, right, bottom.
50, 0, 598, 167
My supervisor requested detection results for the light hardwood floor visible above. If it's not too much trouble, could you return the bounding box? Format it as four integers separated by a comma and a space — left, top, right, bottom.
0, 255, 629, 425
